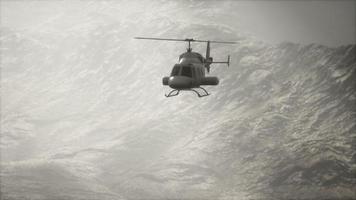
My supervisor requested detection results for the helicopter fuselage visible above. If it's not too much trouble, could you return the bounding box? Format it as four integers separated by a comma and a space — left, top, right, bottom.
134, 36, 234, 97
162, 51, 219, 90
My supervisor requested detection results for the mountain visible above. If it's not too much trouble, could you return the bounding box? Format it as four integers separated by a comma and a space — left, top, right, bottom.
1, 1, 355, 199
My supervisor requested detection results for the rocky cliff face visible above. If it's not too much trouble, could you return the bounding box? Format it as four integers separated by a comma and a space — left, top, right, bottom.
1, 1, 355, 200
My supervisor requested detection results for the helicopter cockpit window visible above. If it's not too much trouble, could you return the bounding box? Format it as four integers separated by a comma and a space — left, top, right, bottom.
181, 66, 192, 77
171, 65, 180, 76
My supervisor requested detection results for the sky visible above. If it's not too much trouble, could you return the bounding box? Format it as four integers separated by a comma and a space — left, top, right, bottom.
1, 1, 355, 199
227, 0, 356, 46
1, 0, 355, 47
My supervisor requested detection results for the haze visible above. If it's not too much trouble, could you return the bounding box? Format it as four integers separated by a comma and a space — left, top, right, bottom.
1, 0, 355, 46
1, 1, 355, 199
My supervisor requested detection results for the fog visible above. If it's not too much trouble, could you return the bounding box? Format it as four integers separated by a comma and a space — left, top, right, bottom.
1, 1, 355, 199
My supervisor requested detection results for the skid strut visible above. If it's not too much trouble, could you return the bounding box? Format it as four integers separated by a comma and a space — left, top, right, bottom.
165, 89, 180, 97
195, 87, 210, 97
165, 87, 210, 98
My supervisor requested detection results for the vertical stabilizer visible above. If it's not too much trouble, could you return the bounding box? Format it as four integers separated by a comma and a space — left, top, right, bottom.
205, 41, 213, 73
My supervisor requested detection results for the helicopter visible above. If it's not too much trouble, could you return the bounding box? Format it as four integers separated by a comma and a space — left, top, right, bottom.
134, 37, 236, 97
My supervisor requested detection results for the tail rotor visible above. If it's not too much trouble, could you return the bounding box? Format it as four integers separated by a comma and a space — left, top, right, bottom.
227, 55, 230, 67
205, 41, 213, 73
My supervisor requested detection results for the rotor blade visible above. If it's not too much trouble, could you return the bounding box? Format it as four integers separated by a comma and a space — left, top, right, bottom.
134, 37, 237, 44
194, 39, 237, 44
134, 37, 188, 42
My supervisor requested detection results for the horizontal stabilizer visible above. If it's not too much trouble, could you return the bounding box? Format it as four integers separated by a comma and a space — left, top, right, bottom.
211, 55, 231, 66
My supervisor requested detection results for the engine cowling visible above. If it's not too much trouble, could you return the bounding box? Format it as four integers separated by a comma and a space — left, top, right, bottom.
201, 76, 219, 85
162, 77, 169, 85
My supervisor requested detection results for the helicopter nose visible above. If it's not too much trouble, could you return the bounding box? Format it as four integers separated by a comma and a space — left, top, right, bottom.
168, 76, 192, 89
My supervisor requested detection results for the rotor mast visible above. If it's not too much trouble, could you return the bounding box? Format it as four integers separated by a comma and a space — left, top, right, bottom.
187, 40, 192, 52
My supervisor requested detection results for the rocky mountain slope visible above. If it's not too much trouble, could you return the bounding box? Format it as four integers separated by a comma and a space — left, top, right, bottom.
1, 1, 355, 199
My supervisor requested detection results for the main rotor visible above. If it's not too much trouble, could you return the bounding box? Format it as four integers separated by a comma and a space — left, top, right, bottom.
134, 37, 236, 52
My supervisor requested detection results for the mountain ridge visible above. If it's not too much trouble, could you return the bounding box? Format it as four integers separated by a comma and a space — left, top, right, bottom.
1, 1, 356, 199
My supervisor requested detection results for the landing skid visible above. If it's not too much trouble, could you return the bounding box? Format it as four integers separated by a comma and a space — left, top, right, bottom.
165, 87, 210, 98
165, 89, 180, 97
